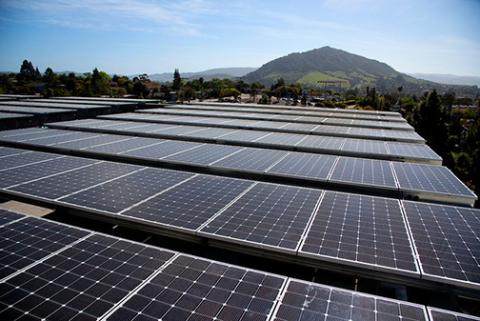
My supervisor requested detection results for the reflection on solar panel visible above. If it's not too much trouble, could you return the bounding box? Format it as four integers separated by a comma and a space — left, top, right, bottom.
124, 176, 254, 230
201, 183, 321, 251
297, 135, 345, 150
211, 148, 288, 171
0, 216, 90, 279
0, 232, 174, 320
267, 152, 337, 180
0, 152, 59, 171
164, 144, 240, 165
386, 142, 442, 164
0, 156, 97, 188
107, 254, 286, 321
272, 279, 427, 321
393, 163, 477, 205
342, 139, 388, 155
0, 128, 70, 141
300, 191, 418, 274
330, 157, 397, 188
123, 140, 200, 159
428, 307, 480, 321
85, 137, 162, 154
219, 129, 270, 142
403, 201, 480, 289
255, 132, 306, 146
180, 127, 236, 139
10, 162, 141, 200
0, 209, 24, 225
59, 168, 194, 213
0, 147, 28, 158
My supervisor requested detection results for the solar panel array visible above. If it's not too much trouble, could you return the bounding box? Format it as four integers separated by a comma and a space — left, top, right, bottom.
0, 129, 473, 205
4, 211, 477, 321
100, 112, 424, 143
1, 100, 479, 319
47, 119, 443, 164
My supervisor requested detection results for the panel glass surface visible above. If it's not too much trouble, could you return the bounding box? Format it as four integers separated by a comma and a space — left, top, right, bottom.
428, 307, 480, 321
211, 148, 288, 171
107, 254, 285, 321
0, 232, 173, 320
267, 152, 337, 180
0, 209, 24, 226
0, 152, 59, 171
123, 140, 201, 159
10, 162, 141, 200
272, 279, 427, 321
123, 176, 254, 230
403, 201, 480, 288
300, 191, 418, 273
0, 217, 90, 279
164, 144, 240, 165
330, 157, 397, 188
201, 183, 321, 251
59, 168, 193, 213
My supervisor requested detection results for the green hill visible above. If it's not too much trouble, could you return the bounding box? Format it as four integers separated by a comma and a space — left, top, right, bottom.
243, 46, 479, 96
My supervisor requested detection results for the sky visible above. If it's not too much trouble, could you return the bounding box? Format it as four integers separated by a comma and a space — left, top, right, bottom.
0, 0, 479, 76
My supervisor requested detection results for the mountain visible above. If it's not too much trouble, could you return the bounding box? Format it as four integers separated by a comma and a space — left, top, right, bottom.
139, 67, 257, 82
243, 46, 479, 96
408, 73, 480, 87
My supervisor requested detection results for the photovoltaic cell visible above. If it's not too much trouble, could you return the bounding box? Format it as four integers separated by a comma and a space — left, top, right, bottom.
342, 139, 388, 155
393, 163, 476, 198
0, 147, 28, 158
0, 152, 59, 171
0, 209, 24, 226
403, 201, 480, 289
272, 279, 427, 321
59, 168, 193, 213
123, 176, 254, 230
0, 216, 90, 279
386, 142, 442, 163
180, 127, 237, 139
255, 132, 306, 146
0, 156, 97, 189
123, 140, 201, 159
9, 162, 141, 200
300, 191, 418, 274
85, 137, 163, 154
330, 157, 397, 188
164, 144, 240, 165
267, 152, 337, 181
211, 148, 288, 171
297, 135, 345, 150
218, 130, 269, 142
201, 183, 321, 251
428, 307, 480, 321
107, 254, 286, 321
0, 232, 174, 321
54, 134, 130, 150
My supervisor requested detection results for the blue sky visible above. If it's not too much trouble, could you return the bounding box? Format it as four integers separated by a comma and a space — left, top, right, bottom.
0, 0, 479, 76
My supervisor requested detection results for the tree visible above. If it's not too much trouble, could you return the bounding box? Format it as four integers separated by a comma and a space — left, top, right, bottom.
90, 68, 111, 96
173, 69, 182, 91
19, 60, 36, 81
249, 82, 263, 103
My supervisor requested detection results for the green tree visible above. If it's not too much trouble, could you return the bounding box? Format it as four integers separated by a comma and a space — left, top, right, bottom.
173, 68, 182, 91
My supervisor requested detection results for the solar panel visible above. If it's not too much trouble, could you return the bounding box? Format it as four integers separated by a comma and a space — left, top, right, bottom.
85, 137, 163, 154
386, 142, 442, 164
0, 232, 174, 320
255, 132, 306, 146
0, 156, 97, 189
123, 140, 201, 159
211, 148, 288, 171
59, 168, 194, 213
106, 254, 286, 321
272, 279, 427, 321
267, 152, 337, 181
123, 176, 254, 230
393, 163, 477, 205
0, 209, 24, 226
330, 157, 397, 188
0, 106, 75, 114
0, 127, 47, 138
52, 134, 129, 149
219, 129, 270, 142
0, 128, 72, 142
0, 216, 91, 279
342, 139, 389, 155
0, 152, 59, 171
13, 131, 99, 146
297, 135, 346, 150
0, 147, 28, 158
281, 122, 319, 131
179, 127, 236, 139
9, 162, 141, 200
402, 201, 480, 289
164, 143, 241, 165
300, 191, 418, 274
200, 183, 321, 252
428, 307, 480, 321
